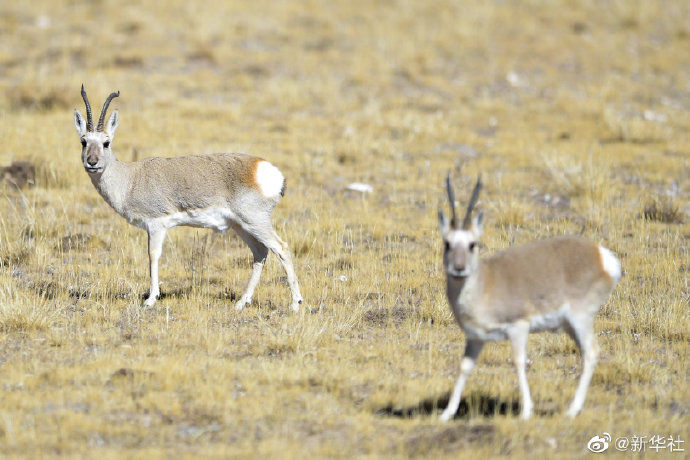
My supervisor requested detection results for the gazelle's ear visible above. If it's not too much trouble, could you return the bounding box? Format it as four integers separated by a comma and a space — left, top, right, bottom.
472, 210, 484, 236
438, 209, 450, 234
106, 110, 119, 138
74, 109, 86, 136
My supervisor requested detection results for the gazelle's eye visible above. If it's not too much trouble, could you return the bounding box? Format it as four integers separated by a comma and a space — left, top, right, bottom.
103, 141, 110, 148
444, 241, 450, 252
469, 242, 478, 251
80, 139, 86, 147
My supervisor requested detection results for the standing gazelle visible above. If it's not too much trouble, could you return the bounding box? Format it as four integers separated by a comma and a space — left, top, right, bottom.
437, 174, 620, 420
74, 86, 302, 311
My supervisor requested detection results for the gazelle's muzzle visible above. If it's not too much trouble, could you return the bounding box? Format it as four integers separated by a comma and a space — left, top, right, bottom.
83, 145, 104, 173
447, 266, 470, 278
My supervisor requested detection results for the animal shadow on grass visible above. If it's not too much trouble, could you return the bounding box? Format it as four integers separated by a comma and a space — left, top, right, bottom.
377, 392, 524, 420
142, 288, 246, 302
214, 289, 239, 302
139, 288, 287, 313
140, 287, 193, 302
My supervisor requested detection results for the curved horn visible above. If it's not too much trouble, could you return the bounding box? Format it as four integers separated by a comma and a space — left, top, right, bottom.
80, 84, 93, 131
97, 90, 120, 132
462, 175, 482, 229
446, 171, 458, 226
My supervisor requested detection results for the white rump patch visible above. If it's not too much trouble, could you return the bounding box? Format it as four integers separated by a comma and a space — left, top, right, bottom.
255, 161, 285, 198
598, 246, 621, 283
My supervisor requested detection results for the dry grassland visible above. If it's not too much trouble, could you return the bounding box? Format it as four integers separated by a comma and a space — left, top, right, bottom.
0, 0, 688, 457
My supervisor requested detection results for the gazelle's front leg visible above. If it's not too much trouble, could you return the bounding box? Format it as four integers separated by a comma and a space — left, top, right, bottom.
144, 228, 167, 308
440, 339, 484, 421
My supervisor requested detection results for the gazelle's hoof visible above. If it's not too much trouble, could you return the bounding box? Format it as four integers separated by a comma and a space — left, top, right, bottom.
291, 298, 303, 312
439, 410, 454, 422
235, 298, 250, 311
564, 408, 580, 418
518, 403, 533, 420
143, 296, 158, 309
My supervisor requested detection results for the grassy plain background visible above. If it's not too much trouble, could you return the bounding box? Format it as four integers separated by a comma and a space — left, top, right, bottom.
0, 0, 688, 457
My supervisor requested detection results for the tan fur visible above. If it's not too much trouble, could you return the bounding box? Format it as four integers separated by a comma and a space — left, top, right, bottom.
470, 236, 613, 323
123, 154, 263, 218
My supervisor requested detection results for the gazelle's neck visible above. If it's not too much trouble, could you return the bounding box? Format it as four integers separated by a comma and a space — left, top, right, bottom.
447, 260, 484, 311
89, 155, 132, 216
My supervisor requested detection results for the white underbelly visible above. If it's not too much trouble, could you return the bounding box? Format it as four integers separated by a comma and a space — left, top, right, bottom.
463, 326, 510, 341
147, 207, 239, 232
459, 303, 570, 341
528, 304, 569, 332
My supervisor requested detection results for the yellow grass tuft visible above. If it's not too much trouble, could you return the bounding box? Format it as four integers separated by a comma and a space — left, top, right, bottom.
0, 280, 60, 332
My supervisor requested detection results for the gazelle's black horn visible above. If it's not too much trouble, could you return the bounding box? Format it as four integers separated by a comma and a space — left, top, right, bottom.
80, 84, 93, 131
462, 175, 482, 229
446, 171, 457, 226
97, 90, 120, 131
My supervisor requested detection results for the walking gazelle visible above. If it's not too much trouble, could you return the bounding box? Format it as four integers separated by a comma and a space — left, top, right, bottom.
74, 86, 303, 311
437, 174, 620, 420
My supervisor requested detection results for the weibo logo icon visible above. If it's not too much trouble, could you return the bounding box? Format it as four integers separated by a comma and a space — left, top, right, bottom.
587, 432, 612, 453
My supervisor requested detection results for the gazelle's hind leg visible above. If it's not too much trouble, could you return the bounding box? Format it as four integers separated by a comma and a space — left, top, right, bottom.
233, 226, 269, 311
564, 311, 599, 417
264, 229, 303, 311
507, 320, 533, 420
238, 215, 303, 312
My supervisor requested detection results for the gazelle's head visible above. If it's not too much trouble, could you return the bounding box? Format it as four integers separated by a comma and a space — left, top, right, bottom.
74, 85, 120, 175
438, 173, 483, 279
